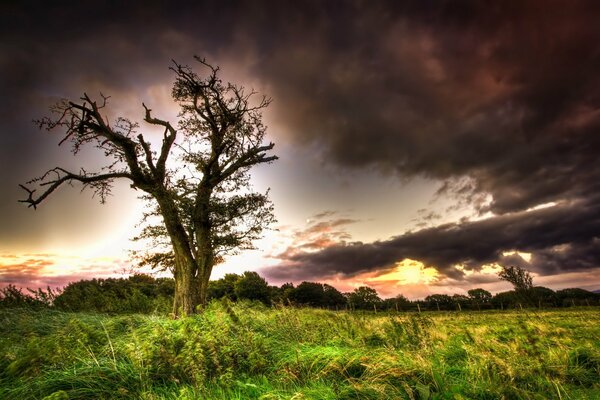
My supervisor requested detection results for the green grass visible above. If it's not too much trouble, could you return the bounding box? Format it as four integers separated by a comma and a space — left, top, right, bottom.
1, 303, 599, 399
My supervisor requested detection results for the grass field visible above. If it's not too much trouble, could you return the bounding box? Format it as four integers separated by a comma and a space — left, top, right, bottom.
1, 303, 599, 399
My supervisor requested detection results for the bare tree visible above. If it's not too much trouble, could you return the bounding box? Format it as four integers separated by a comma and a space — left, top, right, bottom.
20, 57, 277, 316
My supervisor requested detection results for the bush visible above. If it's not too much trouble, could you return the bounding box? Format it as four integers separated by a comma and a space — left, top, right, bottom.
0, 285, 57, 309
54, 275, 173, 314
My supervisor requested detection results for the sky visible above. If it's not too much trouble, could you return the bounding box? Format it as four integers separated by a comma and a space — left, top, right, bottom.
1, 0, 599, 299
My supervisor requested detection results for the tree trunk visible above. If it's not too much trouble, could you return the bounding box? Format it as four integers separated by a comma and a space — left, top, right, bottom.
197, 263, 213, 311
155, 193, 201, 316
172, 254, 201, 316
191, 185, 214, 313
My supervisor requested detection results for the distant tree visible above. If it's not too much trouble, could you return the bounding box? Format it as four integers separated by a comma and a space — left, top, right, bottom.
54, 275, 173, 313
452, 294, 470, 310
468, 288, 492, 302
278, 282, 295, 304
20, 57, 277, 316
395, 294, 412, 310
54, 279, 109, 312
267, 285, 284, 303
556, 288, 598, 307
498, 265, 536, 307
424, 294, 453, 311
498, 265, 533, 291
468, 288, 492, 310
128, 273, 156, 285
323, 284, 346, 309
529, 286, 557, 308
234, 271, 271, 304
348, 286, 381, 310
155, 278, 176, 298
381, 294, 411, 311
207, 273, 240, 301
289, 282, 325, 307
491, 290, 520, 309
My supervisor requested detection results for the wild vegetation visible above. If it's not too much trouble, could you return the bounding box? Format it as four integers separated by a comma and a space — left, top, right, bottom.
1, 304, 599, 399
2, 269, 598, 314
2, 266, 598, 399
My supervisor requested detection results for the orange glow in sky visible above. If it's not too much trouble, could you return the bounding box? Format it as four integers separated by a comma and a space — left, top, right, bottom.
368, 259, 439, 285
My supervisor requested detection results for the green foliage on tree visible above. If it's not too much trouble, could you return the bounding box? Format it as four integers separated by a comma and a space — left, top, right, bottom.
289, 282, 326, 307
287, 282, 347, 308
208, 273, 241, 301
498, 265, 533, 291
348, 286, 382, 310
234, 271, 271, 304
556, 288, 599, 306
424, 294, 453, 310
381, 294, 411, 311
491, 290, 520, 309
468, 288, 492, 302
53, 274, 173, 313
323, 284, 347, 309
0, 285, 57, 309
468, 288, 492, 310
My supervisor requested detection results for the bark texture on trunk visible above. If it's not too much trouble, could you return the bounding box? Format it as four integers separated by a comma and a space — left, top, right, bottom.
166, 218, 214, 315
173, 261, 201, 315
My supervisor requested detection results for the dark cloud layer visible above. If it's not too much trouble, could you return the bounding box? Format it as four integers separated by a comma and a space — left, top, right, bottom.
254, 1, 600, 215
2, 1, 599, 283
264, 199, 600, 281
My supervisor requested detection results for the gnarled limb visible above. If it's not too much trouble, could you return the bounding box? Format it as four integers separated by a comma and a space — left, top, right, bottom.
142, 103, 177, 178
19, 167, 132, 209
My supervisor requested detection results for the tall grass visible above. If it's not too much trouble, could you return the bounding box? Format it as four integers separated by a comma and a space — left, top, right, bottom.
1, 303, 598, 399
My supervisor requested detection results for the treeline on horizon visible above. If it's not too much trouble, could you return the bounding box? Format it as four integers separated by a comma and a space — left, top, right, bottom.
1, 271, 599, 314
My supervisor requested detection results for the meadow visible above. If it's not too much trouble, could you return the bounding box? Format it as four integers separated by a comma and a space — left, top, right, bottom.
1, 303, 599, 400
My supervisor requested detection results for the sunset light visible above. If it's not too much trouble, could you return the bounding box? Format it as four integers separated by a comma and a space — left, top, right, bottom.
369, 259, 439, 285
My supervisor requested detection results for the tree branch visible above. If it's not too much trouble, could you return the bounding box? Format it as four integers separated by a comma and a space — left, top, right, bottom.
219, 142, 278, 182
142, 103, 177, 178
19, 168, 132, 209
137, 134, 157, 175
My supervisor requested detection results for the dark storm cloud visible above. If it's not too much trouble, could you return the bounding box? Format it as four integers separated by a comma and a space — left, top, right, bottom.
4, 1, 599, 208
248, 1, 600, 215
243, 1, 600, 281
263, 199, 600, 281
